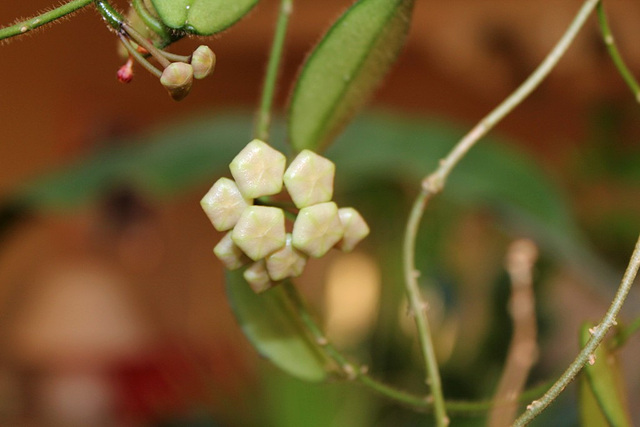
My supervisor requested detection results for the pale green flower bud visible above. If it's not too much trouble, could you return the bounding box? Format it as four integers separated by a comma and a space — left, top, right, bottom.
201, 177, 253, 231
191, 45, 216, 79
232, 206, 286, 261
266, 234, 307, 281
337, 207, 370, 252
160, 62, 194, 101
213, 231, 248, 270
244, 260, 274, 293
292, 202, 344, 258
229, 139, 286, 198
284, 150, 335, 208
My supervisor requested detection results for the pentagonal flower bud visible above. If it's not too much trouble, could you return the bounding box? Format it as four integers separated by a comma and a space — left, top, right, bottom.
244, 260, 274, 293
232, 206, 286, 261
337, 208, 370, 252
229, 140, 286, 198
201, 177, 253, 231
284, 150, 335, 208
266, 234, 307, 281
160, 62, 194, 101
213, 231, 248, 270
191, 45, 216, 80
292, 202, 344, 258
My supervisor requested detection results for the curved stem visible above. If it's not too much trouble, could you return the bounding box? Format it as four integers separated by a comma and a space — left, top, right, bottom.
121, 21, 171, 68
255, 0, 293, 142
281, 281, 552, 414
0, 0, 93, 41
513, 233, 640, 425
401, 0, 600, 425
403, 191, 448, 425
93, 0, 124, 30
596, 2, 640, 102
119, 35, 162, 78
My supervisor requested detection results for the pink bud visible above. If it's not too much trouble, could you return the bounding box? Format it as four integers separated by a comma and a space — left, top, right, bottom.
117, 58, 134, 84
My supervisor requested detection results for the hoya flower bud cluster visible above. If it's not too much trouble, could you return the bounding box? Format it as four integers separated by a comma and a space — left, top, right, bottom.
201, 139, 370, 293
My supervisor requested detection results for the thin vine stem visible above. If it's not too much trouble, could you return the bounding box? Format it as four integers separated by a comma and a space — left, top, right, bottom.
401, 0, 600, 425
403, 191, 448, 425
93, 0, 124, 30
0, 0, 93, 41
281, 281, 552, 415
255, 0, 293, 142
596, 2, 640, 102
513, 233, 640, 425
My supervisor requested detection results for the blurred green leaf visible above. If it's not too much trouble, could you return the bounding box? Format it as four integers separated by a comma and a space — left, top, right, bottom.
579, 323, 631, 427
288, 0, 414, 152
4, 111, 615, 286
580, 377, 610, 427
150, 0, 258, 35
261, 367, 374, 427
225, 271, 329, 382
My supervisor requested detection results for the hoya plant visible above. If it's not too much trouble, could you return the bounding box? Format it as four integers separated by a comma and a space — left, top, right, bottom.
1, 0, 639, 425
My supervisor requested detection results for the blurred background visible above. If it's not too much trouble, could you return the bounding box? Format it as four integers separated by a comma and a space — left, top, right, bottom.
1, 0, 640, 425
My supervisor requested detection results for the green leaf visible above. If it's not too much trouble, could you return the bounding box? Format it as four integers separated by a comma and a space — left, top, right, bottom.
13, 114, 254, 210
330, 114, 618, 287
150, 0, 258, 35
225, 271, 329, 382
288, 0, 415, 152
579, 323, 632, 427
4, 112, 616, 289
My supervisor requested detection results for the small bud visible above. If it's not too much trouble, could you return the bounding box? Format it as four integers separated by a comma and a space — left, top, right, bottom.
244, 260, 274, 293
229, 139, 286, 198
213, 232, 248, 270
160, 62, 194, 101
191, 45, 216, 79
337, 208, 370, 252
117, 58, 134, 83
232, 206, 286, 261
292, 202, 344, 258
266, 234, 307, 281
284, 150, 335, 208
201, 177, 253, 231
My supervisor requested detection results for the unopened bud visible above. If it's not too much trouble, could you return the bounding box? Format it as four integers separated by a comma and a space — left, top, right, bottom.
191, 45, 216, 80
292, 202, 344, 258
214, 232, 248, 270
232, 206, 286, 261
337, 208, 370, 252
160, 62, 194, 101
117, 58, 134, 83
244, 260, 274, 293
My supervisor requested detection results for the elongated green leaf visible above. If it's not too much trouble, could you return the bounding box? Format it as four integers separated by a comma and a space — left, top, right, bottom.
288, 0, 415, 152
579, 323, 631, 427
150, 0, 258, 35
225, 271, 329, 382
580, 374, 610, 427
